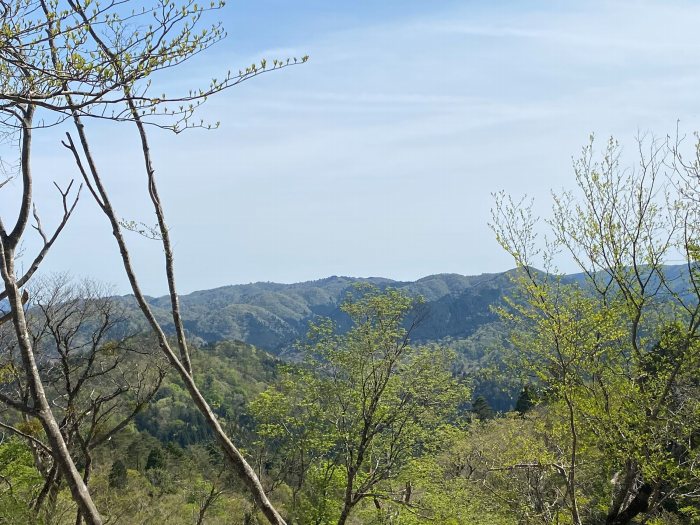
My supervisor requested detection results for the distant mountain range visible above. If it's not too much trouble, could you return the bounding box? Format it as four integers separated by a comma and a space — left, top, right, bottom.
100, 264, 700, 413
115, 264, 696, 357
120, 271, 520, 355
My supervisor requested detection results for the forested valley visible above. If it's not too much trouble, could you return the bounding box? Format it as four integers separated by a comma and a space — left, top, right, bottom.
1, 1, 699, 524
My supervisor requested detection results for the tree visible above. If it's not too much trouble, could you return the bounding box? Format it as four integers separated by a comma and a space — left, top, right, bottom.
145, 448, 165, 472
491, 136, 700, 524
0, 1, 305, 523
108, 460, 127, 490
514, 386, 535, 415
0, 94, 90, 522
0, 438, 44, 524
1, 276, 165, 523
471, 395, 495, 421
419, 413, 583, 524
251, 286, 465, 525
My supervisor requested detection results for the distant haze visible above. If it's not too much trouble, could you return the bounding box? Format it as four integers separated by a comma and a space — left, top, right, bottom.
4, 0, 700, 294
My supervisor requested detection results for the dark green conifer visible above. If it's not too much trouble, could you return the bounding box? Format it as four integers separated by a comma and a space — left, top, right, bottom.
471, 395, 495, 420
145, 447, 165, 471
108, 459, 127, 489
515, 385, 536, 414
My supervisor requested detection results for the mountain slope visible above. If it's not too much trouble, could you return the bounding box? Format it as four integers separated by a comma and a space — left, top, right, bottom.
118, 272, 519, 353
117, 264, 696, 355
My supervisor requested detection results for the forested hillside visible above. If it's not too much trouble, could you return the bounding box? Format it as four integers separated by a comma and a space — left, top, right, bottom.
135, 265, 697, 353
129, 270, 515, 352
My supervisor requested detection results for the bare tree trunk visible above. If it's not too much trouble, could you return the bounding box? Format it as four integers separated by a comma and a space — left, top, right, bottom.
337, 503, 353, 525
564, 394, 582, 525
607, 461, 637, 523
2, 2, 296, 522
34, 463, 58, 513
606, 483, 652, 525
337, 467, 356, 525
196, 484, 221, 525
75, 452, 93, 525
46, 471, 62, 520
605, 462, 654, 525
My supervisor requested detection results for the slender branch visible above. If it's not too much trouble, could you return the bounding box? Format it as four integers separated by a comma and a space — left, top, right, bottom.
0, 420, 52, 455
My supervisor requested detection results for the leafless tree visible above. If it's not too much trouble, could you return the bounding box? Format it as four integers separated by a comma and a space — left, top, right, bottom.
1, 275, 165, 524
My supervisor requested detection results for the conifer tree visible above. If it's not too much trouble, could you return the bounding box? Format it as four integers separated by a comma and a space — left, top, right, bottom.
471, 395, 495, 420
108, 460, 127, 489
514, 386, 535, 415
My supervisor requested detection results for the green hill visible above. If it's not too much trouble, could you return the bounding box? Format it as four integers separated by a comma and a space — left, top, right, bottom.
123, 271, 521, 354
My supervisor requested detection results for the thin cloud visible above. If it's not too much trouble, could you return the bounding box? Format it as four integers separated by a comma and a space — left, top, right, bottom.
20, 0, 700, 294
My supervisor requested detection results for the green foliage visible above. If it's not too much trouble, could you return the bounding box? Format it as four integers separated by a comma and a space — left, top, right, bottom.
491, 136, 700, 524
471, 395, 495, 420
135, 340, 278, 445
108, 460, 127, 489
145, 448, 165, 471
251, 285, 467, 524
0, 439, 43, 524
446, 322, 517, 412
84, 439, 255, 525
123, 273, 515, 357
514, 386, 536, 415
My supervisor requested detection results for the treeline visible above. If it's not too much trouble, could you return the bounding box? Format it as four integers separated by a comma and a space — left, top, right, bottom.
0, 280, 548, 524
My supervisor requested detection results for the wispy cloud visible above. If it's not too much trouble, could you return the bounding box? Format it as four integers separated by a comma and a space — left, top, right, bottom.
18, 0, 700, 293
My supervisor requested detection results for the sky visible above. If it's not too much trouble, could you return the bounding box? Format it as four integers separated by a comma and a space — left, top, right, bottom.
4, 0, 700, 295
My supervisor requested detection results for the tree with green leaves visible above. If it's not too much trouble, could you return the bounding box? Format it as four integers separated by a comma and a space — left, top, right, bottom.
0, 1, 305, 523
251, 286, 465, 525
145, 448, 165, 472
491, 136, 700, 524
0, 438, 44, 524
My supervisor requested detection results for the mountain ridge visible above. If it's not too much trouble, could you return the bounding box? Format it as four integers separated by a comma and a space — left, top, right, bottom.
116, 264, 694, 355
113, 270, 520, 354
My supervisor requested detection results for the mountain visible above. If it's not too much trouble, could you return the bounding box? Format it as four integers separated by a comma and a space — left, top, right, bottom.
117, 264, 697, 357
116, 271, 520, 355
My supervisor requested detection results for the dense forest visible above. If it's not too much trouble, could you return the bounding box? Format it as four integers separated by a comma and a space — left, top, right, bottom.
1, 1, 700, 524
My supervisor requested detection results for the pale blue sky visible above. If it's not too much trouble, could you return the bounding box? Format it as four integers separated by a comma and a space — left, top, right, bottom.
6, 0, 700, 294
